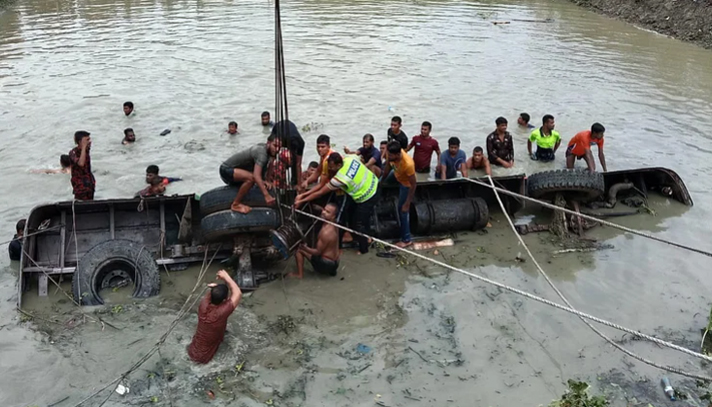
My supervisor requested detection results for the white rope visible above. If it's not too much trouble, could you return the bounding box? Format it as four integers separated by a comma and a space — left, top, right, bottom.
286, 204, 712, 366
486, 175, 712, 381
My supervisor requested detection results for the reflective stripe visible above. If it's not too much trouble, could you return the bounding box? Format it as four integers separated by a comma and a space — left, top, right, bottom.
334, 156, 378, 203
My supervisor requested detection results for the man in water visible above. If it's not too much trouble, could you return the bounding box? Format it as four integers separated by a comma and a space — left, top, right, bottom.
527, 114, 561, 162
486, 117, 514, 168
146, 165, 182, 185
387, 116, 408, 150
438, 137, 468, 180
407, 121, 440, 173
566, 123, 607, 172
288, 203, 341, 279
187, 269, 242, 364
294, 153, 379, 254
136, 176, 166, 198
122, 128, 136, 145
271, 120, 305, 185
344, 133, 382, 177
300, 134, 336, 192
30, 154, 72, 174
261, 111, 274, 128
382, 141, 416, 248
123, 101, 134, 116
301, 161, 319, 183
220, 135, 280, 213
227, 121, 239, 135
517, 113, 535, 129
466, 146, 491, 176
8, 219, 26, 261
69, 131, 95, 200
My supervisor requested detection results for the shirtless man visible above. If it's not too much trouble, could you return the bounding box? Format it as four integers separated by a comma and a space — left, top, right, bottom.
466, 146, 491, 176
289, 203, 341, 278
30, 154, 71, 174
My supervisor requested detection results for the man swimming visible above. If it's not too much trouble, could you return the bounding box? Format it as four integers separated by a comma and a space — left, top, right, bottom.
261, 111, 274, 128
517, 112, 535, 129
122, 128, 136, 145
123, 101, 134, 116
136, 176, 166, 198
288, 203, 341, 279
466, 146, 491, 176
227, 121, 239, 135
146, 165, 182, 185
30, 154, 72, 174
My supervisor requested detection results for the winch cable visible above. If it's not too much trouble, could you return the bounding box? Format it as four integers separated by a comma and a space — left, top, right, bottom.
273, 0, 296, 198
486, 176, 712, 381
449, 176, 712, 258
283, 204, 712, 378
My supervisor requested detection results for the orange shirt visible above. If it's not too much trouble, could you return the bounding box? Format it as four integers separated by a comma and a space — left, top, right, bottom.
390, 149, 416, 186
568, 130, 604, 157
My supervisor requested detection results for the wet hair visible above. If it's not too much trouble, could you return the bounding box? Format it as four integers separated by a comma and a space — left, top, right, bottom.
495, 117, 508, 126
542, 114, 554, 124
325, 202, 339, 211
228, 121, 238, 128
519, 113, 530, 123
60, 154, 71, 168
150, 176, 163, 186
267, 133, 278, 143
448, 137, 461, 147
123, 101, 133, 109
146, 165, 159, 175
363, 133, 374, 142
473, 146, 484, 154
391, 116, 402, 125
380, 140, 388, 146
421, 121, 432, 130
210, 284, 229, 305
124, 128, 134, 136
308, 161, 319, 169
387, 141, 401, 154
74, 130, 90, 145
316, 134, 330, 145
327, 152, 343, 166
591, 122, 606, 134
16, 219, 26, 233
261, 111, 270, 118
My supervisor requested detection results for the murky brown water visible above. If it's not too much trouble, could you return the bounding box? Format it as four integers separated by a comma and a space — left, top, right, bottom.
3, 0, 712, 406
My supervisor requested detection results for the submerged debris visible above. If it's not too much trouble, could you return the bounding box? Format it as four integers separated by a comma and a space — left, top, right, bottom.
550, 380, 608, 407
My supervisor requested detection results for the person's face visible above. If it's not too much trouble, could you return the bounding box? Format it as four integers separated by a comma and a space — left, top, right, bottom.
390, 121, 401, 133
362, 138, 373, 149
449, 145, 459, 156
125, 131, 135, 142
420, 126, 431, 137
380, 144, 387, 156
388, 150, 402, 163
307, 166, 317, 177
473, 150, 483, 161
146, 173, 157, 184
517, 117, 526, 126
316, 142, 330, 157
593, 132, 604, 140
123, 106, 132, 116
268, 140, 281, 156
322, 204, 337, 221
261, 115, 270, 125
327, 161, 342, 175
228, 124, 237, 134
497, 123, 508, 133
545, 119, 555, 131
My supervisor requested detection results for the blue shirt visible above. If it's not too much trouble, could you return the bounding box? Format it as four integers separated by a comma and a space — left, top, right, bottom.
440, 150, 466, 179
358, 146, 382, 169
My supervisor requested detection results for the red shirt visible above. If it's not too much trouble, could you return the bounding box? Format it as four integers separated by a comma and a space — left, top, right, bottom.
187, 296, 236, 364
409, 135, 440, 171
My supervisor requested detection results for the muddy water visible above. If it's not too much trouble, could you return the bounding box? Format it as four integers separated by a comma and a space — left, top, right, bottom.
3, 0, 712, 405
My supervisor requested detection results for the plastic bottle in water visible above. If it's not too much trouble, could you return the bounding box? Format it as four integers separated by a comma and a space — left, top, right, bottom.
661, 376, 675, 400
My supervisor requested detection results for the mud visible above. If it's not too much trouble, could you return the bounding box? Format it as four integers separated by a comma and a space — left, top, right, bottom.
570, 0, 712, 50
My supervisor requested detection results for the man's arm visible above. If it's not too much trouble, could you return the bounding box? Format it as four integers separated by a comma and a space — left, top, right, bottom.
598, 146, 607, 172
405, 139, 416, 153
484, 160, 492, 176
78, 145, 88, 168
217, 269, 242, 308
434, 144, 441, 167
527, 140, 533, 155
252, 164, 274, 203
459, 162, 468, 178
365, 156, 377, 167
554, 140, 561, 152
380, 161, 393, 181
344, 147, 359, 155
403, 175, 417, 212
294, 182, 333, 207
440, 163, 447, 180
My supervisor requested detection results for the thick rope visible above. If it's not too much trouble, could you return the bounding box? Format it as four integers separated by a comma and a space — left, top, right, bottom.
285, 204, 712, 365
487, 176, 712, 382
456, 176, 712, 258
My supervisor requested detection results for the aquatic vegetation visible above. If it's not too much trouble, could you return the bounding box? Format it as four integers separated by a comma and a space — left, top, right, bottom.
549, 380, 608, 407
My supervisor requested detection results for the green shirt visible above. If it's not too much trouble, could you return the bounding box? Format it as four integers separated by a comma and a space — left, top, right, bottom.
529, 128, 561, 149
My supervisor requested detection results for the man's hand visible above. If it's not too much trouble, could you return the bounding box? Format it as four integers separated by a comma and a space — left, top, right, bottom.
300, 181, 309, 191
207, 283, 218, 288
81, 136, 92, 150
402, 202, 410, 213
264, 181, 273, 190
265, 194, 276, 206
503, 161, 513, 169
216, 269, 230, 281
530, 154, 538, 161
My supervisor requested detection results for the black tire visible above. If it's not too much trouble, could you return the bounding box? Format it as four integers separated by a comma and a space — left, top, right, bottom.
199, 185, 274, 217
201, 208, 281, 242
528, 169, 605, 202
72, 240, 160, 306
472, 197, 489, 230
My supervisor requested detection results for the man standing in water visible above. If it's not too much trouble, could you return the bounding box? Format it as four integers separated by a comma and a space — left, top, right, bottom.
8, 219, 26, 261
517, 113, 535, 129
261, 111, 274, 128
486, 117, 514, 168
407, 121, 440, 173
382, 141, 416, 248
123, 101, 134, 116
566, 123, 607, 172
188, 269, 242, 364
220, 135, 280, 213
527, 114, 561, 162
69, 131, 96, 200
387, 116, 408, 150
289, 203, 341, 278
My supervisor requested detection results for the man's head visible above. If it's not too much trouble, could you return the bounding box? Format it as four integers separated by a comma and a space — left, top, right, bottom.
228, 121, 238, 135
472, 146, 484, 161
326, 152, 344, 174
591, 122, 605, 139
448, 137, 461, 156
16, 219, 26, 237
421, 121, 432, 137
261, 111, 271, 126
386, 141, 402, 163
60, 154, 71, 169
517, 113, 531, 127
267, 134, 282, 156
146, 165, 159, 183
380, 140, 387, 153
123, 101, 134, 116
149, 176, 166, 194
210, 283, 229, 305
307, 161, 318, 177
495, 117, 508, 133
362, 133, 374, 149
74, 130, 91, 146
321, 202, 339, 222
123, 128, 135, 143
316, 134, 331, 158
390, 116, 402, 134
542, 114, 555, 131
